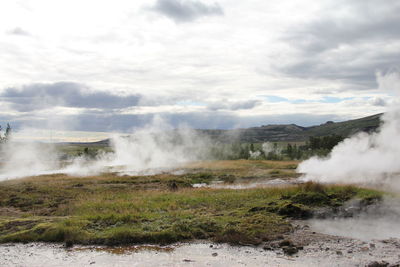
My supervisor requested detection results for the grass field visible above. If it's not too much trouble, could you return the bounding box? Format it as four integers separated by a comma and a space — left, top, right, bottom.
0, 160, 382, 246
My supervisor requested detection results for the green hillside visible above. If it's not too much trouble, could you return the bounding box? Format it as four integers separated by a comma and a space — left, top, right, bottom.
304, 113, 382, 138
198, 113, 382, 142
72, 113, 383, 146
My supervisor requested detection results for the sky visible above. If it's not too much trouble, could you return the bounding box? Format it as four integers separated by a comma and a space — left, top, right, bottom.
0, 0, 399, 138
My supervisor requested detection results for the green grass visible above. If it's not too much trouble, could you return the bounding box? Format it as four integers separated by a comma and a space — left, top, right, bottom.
56, 144, 112, 156
0, 160, 383, 246
0, 167, 383, 246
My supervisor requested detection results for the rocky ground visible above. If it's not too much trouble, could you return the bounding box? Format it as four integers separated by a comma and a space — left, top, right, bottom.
1, 224, 400, 267
266, 221, 400, 267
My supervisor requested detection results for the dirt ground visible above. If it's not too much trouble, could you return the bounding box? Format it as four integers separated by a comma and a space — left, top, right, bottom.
1, 224, 399, 267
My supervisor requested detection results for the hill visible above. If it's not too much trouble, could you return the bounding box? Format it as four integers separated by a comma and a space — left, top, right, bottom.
70, 113, 382, 145
196, 113, 382, 142
304, 113, 382, 138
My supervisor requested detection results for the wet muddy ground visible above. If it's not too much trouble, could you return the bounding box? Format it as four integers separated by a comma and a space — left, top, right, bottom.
286, 222, 400, 266
1, 224, 400, 267
193, 177, 302, 189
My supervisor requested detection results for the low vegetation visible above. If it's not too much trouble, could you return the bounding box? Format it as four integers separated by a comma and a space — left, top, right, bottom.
54, 135, 344, 163
0, 160, 382, 246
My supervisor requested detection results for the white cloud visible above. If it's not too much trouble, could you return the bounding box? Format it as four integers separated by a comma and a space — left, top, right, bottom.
150, 0, 223, 23
0, 0, 394, 132
7, 27, 30, 36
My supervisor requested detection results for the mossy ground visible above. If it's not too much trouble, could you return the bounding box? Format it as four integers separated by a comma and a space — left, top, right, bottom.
0, 160, 382, 246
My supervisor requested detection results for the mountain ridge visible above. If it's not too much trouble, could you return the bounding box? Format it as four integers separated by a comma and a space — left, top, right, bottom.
70, 113, 383, 145
195, 113, 382, 142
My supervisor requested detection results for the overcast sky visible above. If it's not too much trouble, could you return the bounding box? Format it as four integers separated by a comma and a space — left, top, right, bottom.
0, 0, 398, 134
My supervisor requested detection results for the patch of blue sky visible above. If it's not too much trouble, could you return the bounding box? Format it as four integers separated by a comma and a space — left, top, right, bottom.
291, 97, 354, 104
291, 99, 308, 104
236, 95, 355, 105
261, 95, 310, 104
320, 96, 354, 103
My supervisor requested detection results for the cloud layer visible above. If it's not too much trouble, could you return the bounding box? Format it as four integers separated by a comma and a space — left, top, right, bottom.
1, 82, 141, 111
281, 0, 400, 88
151, 0, 223, 22
0, 0, 396, 135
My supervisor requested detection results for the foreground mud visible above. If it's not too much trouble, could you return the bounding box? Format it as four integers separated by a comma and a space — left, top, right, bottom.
285, 222, 400, 266
1, 226, 400, 267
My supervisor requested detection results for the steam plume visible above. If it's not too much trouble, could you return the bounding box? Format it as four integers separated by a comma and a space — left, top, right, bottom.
298, 71, 400, 189
0, 117, 210, 180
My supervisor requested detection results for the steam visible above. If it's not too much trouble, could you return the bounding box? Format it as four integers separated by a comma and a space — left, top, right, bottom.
65, 117, 211, 176
309, 197, 400, 241
0, 141, 62, 180
295, 72, 400, 243
0, 117, 211, 180
249, 142, 282, 159
261, 142, 282, 155
298, 71, 400, 189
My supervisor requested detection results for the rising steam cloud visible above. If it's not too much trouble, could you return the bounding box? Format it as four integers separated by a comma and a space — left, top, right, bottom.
0, 117, 211, 180
298, 71, 400, 190
64, 116, 211, 176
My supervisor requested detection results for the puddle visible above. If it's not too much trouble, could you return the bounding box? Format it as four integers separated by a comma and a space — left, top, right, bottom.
0, 242, 299, 267
2, 240, 400, 267
73, 244, 174, 255
308, 217, 400, 241
193, 178, 302, 189
308, 198, 400, 241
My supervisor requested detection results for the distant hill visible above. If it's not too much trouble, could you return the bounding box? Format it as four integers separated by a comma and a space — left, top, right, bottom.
57, 139, 111, 146
196, 113, 383, 142
303, 113, 382, 139
71, 113, 383, 145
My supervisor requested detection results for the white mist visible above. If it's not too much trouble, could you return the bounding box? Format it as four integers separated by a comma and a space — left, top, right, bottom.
298, 71, 400, 189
